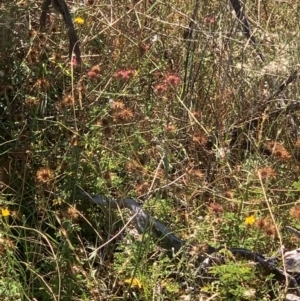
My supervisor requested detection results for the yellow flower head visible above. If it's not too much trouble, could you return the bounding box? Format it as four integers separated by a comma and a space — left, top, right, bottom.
124, 278, 142, 289
245, 215, 255, 226
74, 17, 85, 25
1, 208, 10, 217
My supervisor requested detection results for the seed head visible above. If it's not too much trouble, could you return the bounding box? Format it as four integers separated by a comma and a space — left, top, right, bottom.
36, 168, 54, 184
114, 69, 136, 80
264, 141, 291, 161
290, 205, 300, 220
209, 202, 223, 215
257, 167, 277, 180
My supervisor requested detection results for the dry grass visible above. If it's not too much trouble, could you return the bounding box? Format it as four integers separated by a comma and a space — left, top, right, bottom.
1, 0, 300, 300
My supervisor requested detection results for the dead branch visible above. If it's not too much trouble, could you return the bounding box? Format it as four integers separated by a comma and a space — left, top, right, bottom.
229, 0, 265, 63
40, 0, 82, 64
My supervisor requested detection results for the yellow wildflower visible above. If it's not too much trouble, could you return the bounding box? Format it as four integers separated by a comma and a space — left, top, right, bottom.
124, 278, 142, 289
1, 208, 10, 217
74, 17, 84, 25
245, 215, 255, 226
